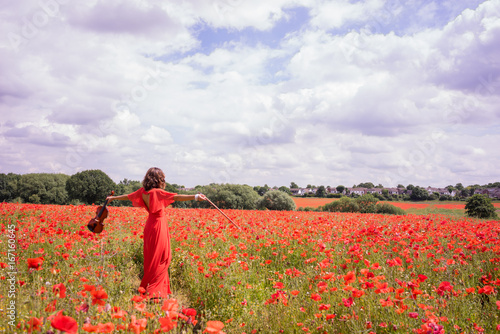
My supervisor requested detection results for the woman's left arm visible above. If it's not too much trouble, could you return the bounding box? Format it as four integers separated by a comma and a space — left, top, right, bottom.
173, 194, 207, 202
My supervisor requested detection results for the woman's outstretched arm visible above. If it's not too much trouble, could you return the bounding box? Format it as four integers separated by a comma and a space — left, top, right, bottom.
106, 194, 130, 203
173, 194, 207, 202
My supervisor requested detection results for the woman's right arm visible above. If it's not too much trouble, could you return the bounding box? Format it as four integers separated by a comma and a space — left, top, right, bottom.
107, 194, 130, 203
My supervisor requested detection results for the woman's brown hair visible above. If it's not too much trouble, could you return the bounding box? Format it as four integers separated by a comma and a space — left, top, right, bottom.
142, 167, 166, 191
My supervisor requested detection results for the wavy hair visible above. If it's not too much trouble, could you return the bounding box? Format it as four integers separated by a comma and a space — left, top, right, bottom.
142, 167, 166, 191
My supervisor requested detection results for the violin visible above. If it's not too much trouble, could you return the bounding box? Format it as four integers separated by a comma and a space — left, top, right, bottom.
87, 191, 114, 234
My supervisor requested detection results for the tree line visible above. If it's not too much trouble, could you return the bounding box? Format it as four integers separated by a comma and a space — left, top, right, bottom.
288, 181, 500, 202
1, 171, 497, 217
0, 170, 297, 211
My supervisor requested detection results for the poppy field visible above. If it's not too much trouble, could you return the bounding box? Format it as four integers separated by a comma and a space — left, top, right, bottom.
293, 197, 500, 217
1, 203, 500, 333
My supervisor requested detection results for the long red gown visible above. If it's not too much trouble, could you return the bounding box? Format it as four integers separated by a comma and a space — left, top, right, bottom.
128, 187, 177, 298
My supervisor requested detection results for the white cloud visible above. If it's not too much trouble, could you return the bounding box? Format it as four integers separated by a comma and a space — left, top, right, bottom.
0, 0, 499, 188
310, 0, 385, 30
141, 126, 174, 145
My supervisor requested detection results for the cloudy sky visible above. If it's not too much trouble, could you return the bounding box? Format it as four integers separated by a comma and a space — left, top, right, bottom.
1, 0, 499, 189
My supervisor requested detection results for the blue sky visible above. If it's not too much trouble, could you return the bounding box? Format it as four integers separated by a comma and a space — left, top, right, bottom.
1, 0, 499, 188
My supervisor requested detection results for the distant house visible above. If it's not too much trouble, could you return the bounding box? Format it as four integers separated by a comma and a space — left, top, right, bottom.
291, 184, 492, 198
327, 187, 346, 195
367, 188, 383, 195
290, 188, 315, 196
348, 188, 367, 196
475, 188, 500, 199
385, 187, 402, 195
490, 189, 500, 199
475, 189, 489, 195
290, 188, 304, 196
426, 187, 455, 197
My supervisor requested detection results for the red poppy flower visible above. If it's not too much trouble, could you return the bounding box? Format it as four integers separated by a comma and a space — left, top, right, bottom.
436, 281, 453, 296
161, 299, 179, 313
159, 316, 177, 332
51, 310, 78, 334
182, 308, 196, 317
319, 304, 330, 311
91, 288, 108, 306
342, 297, 354, 307
111, 307, 128, 319
204, 321, 226, 334
380, 297, 394, 307
128, 315, 147, 334
134, 302, 146, 312
82, 323, 99, 332
466, 287, 475, 294
131, 295, 145, 302
83, 284, 96, 292
98, 322, 114, 333
478, 285, 495, 295
344, 271, 356, 285
273, 282, 284, 289
408, 312, 419, 318
311, 293, 322, 301
53, 283, 66, 298
27, 257, 44, 270
45, 299, 57, 312
352, 289, 365, 298
27, 317, 43, 332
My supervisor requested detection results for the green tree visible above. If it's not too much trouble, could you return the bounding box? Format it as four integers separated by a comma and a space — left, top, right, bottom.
259, 190, 296, 211
465, 194, 498, 219
290, 182, 299, 189
357, 182, 375, 189
322, 197, 359, 213
375, 203, 405, 215
429, 192, 440, 201
114, 179, 142, 207
18, 173, 69, 204
355, 194, 378, 213
316, 186, 326, 198
189, 184, 260, 210
0, 173, 21, 202
439, 195, 453, 201
410, 187, 428, 201
254, 184, 270, 196
278, 186, 291, 195
66, 170, 115, 205
336, 185, 345, 194
464, 187, 476, 197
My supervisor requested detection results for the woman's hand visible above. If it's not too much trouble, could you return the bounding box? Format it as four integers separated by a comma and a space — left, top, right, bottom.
106, 196, 114, 203
196, 193, 208, 201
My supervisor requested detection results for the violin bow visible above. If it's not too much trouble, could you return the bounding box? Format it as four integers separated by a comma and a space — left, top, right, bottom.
201, 194, 241, 230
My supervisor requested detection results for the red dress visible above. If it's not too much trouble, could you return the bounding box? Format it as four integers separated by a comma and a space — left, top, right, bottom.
128, 187, 176, 298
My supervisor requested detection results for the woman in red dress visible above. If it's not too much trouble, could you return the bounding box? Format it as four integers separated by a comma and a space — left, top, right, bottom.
106, 167, 206, 298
